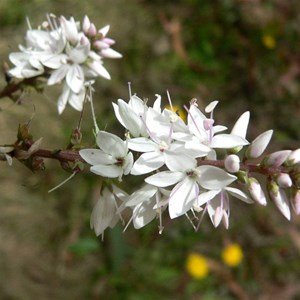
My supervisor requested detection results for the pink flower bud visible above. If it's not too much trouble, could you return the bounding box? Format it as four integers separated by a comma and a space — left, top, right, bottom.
224, 154, 240, 173
287, 148, 300, 165
87, 23, 97, 38
268, 181, 291, 220
247, 178, 267, 206
292, 189, 300, 215
263, 150, 291, 167
82, 15, 91, 33
276, 173, 292, 188
246, 130, 273, 159
94, 40, 110, 50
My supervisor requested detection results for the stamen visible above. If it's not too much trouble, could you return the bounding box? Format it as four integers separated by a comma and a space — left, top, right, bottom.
48, 170, 77, 193
128, 81, 132, 99
166, 90, 173, 111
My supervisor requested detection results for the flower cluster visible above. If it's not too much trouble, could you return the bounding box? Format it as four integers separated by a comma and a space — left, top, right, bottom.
79, 93, 300, 237
8, 14, 121, 113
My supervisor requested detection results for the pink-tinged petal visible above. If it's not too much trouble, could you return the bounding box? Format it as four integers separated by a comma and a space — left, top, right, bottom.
145, 171, 184, 187
247, 178, 267, 206
196, 190, 221, 207
90, 188, 116, 236
269, 185, 291, 220
82, 15, 91, 33
100, 48, 122, 59
91, 164, 121, 178
128, 138, 157, 152
66, 64, 84, 93
211, 134, 249, 149
198, 166, 236, 190
263, 150, 291, 167
225, 187, 253, 203
246, 130, 273, 159
47, 65, 69, 85
131, 152, 164, 175
231, 111, 250, 138
164, 152, 196, 172
88, 60, 111, 79
96, 131, 127, 157
276, 173, 292, 188
133, 200, 156, 229
79, 149, 113, 165
287, 148, 300, 165
168, 179, 196, 218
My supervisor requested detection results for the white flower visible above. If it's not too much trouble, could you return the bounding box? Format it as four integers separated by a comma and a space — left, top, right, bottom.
145, 154, 237, 219
90, 186, 128, 236
79, 131, 133, 180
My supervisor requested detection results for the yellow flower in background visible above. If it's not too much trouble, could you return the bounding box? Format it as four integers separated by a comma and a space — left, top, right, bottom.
186, 253, 209, 279
222, 243, 243, 267
262, 34, 276, 49
165, 104, 187, 123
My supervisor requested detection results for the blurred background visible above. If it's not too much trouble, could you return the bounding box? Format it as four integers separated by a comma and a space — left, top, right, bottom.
1, 0, 300, 299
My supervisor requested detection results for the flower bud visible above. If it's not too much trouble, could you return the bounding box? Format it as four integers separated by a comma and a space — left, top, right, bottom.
246, 130, 273, 159
276, 173, 292, 188
291, 189, 300, 215
268, 180, 291, 220
263, 150, 291, 167
224, 154, 240, 173
286, 148, 300, 166
87, 23, 97, 38
82, 15, 91, 33
247, 177, 267, 206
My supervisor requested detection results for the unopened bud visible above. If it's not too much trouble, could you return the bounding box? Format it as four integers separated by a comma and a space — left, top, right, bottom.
292, 189, 300, 215
286, 148, 300, 166
246, 130, 273, 159
82, 15, 91, 34
263, 150, 291, 167
247, 177, 267, 206
276, 173, 292, 188
268, 180, 291, 220
87, 23, 97, 38
224, 154, 240, 173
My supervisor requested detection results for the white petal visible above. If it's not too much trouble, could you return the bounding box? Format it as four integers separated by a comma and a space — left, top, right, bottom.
128, 137, 157, 152
168, 179, 196, 218
90, 188, 116, 236
131, 152, 164, 175
133, 201, 156, 229
57, 84, 71, 114
96, 131, 127, 157
196, 190, 221, 207
198, 166, 237, 190
205, 100, 219, 113
231, 111, 250, 138
88, 60, 111, 79
47, 65, 69, 85
126, 184, 158, 206
145, 171, 184, 187
68, 88, 85, 111
117, 99, 144, 137
91, 164, 121, 178
225, 186, 253, 203
101, 48, 122, 58
123, 152, 134, 175
66, 64, 84, 93
211, 134, 249, 149
164, 152, 196, 172
79, 149, 113, 165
